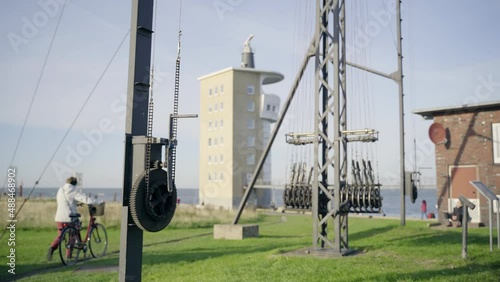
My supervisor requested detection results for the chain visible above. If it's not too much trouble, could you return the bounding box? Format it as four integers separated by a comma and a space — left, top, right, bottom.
145, 0, 159, 195
145, 68, 154, 195
165, 29, 182, 192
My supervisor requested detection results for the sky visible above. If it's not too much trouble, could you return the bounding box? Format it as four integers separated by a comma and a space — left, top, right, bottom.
1, 0, 500, 191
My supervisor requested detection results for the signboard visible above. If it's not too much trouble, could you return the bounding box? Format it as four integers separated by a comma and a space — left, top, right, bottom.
470, 181, 499, 201
469, 181, 500, 252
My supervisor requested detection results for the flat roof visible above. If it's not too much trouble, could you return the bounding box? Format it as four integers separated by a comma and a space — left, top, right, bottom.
413, 100, 500, 120
197, 67, 284, 85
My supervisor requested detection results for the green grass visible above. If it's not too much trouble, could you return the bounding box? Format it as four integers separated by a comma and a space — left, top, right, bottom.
1, 214, 499, 282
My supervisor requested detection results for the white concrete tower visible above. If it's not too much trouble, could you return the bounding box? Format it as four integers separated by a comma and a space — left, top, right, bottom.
198, 36, 283, 209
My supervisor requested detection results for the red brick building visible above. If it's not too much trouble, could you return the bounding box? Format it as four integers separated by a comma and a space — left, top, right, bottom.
414, 100, 500, 226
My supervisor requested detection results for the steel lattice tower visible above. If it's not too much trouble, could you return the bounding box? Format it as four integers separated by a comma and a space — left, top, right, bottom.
234, 0, 401, 256
312, 0, 348, 253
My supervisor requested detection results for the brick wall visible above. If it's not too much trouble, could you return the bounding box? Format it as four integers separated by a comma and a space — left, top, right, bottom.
434, 108, 500, 226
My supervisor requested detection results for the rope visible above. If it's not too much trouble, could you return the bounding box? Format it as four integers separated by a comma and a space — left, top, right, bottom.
284, 0, 300, 184
345, 0, 380, 180
2, 1, 67, 195
0, 30, 130, 241
178, 0, 183, 32
407, 0, 417, 171
379, 0, 398, 51
304, 0, 313, 171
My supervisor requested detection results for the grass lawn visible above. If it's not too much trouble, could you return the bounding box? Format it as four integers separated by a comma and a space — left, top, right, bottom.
1, 214, 499, 281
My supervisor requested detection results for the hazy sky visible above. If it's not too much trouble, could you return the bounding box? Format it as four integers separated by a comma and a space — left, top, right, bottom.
2, 0, 500, 190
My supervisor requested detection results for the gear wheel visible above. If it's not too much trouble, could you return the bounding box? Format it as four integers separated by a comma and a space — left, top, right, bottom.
130, 168, 177, 232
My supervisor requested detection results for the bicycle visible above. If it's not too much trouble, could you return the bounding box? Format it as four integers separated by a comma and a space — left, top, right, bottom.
58, 202, 108, 266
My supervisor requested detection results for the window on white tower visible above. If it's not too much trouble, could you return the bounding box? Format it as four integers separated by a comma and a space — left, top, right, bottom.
247, 101, 255, 112
247, 84, 254, 95
247, 119, 255, 129
247, 153, 255, 165
247, 136, 255, 147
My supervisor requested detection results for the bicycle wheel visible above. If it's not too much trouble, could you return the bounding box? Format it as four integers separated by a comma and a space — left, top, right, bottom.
58, 226, 81, 266
88, 223, 108, 258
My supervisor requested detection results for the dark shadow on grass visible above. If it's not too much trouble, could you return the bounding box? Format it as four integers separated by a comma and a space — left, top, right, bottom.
351, 261, 500, 282
258, 219, 289, 226
2, 256, 96, 282
143, 241, 304, 266
9, 227, 310, 281
142, 232, 212, 248
387, 230, 492, 248
258, 234, 302, 239
349, 225, 399, 241
6, 232, 213, 282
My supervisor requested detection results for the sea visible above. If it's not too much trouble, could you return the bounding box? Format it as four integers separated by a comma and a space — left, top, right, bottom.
17, 187, 437, 220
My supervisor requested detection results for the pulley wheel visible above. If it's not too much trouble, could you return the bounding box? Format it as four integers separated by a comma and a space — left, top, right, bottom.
130, 168, 177, 232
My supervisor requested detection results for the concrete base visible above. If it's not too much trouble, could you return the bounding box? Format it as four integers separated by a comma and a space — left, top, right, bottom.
213, 224, 259, 240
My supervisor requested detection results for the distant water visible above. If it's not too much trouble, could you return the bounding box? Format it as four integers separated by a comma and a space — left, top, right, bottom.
16, 187, 436, 219
16, 187, 124, 203
379, 188, 437, 219
14, 187, 199, 205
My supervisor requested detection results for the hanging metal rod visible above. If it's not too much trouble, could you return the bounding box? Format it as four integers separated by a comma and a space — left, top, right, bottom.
285, 132, 318, 145
342, 128, 379, 142
341, 128, 378, 135
170, 114, 198, 119
346, 61, 400, 82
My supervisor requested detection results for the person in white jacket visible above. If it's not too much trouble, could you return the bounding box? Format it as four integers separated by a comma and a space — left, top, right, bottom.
47, 176, 95, 261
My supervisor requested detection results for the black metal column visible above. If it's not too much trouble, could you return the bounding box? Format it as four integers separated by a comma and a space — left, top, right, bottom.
119, 0, 154, 281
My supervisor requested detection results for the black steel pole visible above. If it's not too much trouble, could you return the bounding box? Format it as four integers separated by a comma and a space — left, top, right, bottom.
119, 0, 154, 281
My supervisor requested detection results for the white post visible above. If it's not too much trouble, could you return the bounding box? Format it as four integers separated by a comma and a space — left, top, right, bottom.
497, 199, 500, 249
489, 200, 493, 252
